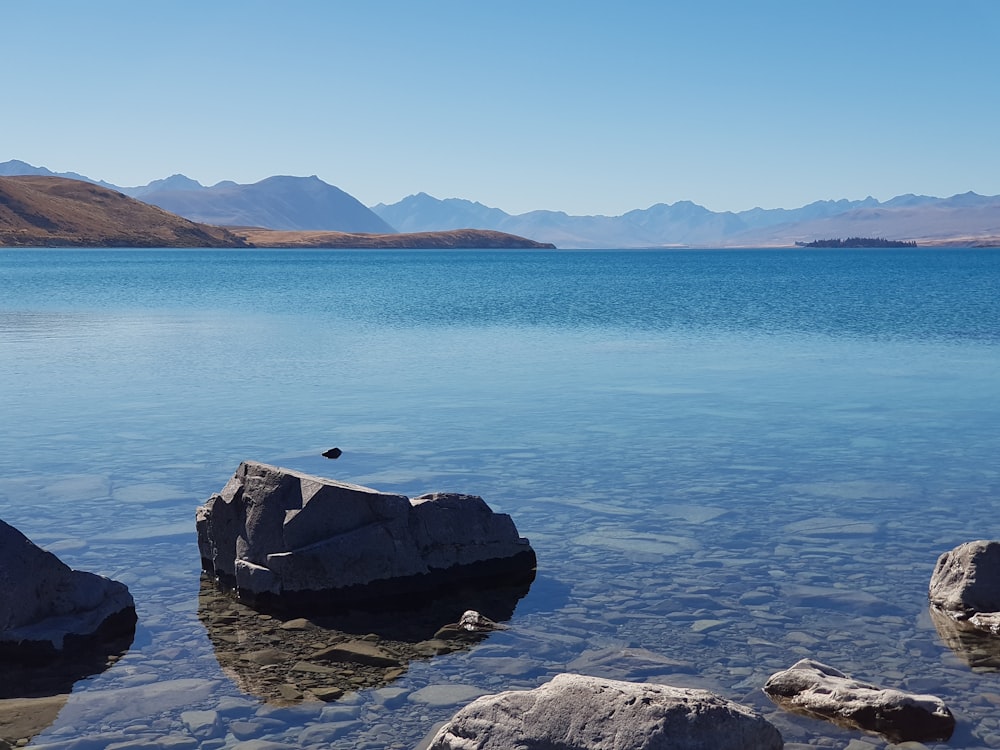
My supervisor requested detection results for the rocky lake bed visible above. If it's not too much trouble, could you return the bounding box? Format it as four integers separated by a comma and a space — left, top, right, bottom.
2, 248, 1000, 747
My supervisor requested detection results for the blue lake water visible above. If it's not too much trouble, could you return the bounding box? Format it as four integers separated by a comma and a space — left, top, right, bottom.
1, 247, 999, 748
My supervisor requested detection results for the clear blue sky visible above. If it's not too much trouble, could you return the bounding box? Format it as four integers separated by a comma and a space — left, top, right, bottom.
5, 1, 998, 215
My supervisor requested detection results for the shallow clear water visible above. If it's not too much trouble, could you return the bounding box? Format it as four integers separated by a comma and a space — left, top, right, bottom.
1, 248, 999, 748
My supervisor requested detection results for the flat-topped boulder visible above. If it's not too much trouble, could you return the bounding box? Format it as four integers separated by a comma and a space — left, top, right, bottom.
427, 673, 783, 749
196, 461, 536, 611
0, 518, 136, 662
763, 658, 954, 743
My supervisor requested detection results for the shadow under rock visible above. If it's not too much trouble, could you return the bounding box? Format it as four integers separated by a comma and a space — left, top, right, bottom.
198, 571, 535, 704
0, 624, 135, 748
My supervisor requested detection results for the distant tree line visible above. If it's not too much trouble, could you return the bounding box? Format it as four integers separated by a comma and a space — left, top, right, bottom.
795, 237, 918, 248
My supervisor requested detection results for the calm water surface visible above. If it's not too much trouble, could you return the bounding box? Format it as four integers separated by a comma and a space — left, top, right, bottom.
1, 248, 999, 748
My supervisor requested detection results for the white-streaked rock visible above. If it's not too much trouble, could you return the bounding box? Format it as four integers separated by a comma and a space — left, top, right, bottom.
763, 658, 954, 743
428, 672, 783, 750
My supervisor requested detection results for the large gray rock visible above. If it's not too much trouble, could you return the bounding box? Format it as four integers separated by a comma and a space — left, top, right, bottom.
196, 461, 536, 610
0, 518, 136, 660
763, 658, 954, 743
427, 673, 783, 750
929, 540, 1000, 635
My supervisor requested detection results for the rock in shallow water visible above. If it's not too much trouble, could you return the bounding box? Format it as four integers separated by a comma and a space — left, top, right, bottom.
929, 540, 1000, 637
427, 673, 783, 750
763, 658, 954, 743
196, 461, 536, 612
0, 518, 136, 661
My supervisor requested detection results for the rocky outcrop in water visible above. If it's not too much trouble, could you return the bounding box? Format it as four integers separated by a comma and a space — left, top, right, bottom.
0, 519, 136, 748
427, 673, 784, 750
929, 540, 1000, 635
763, 658, 954, 743
196, 461, 536, 612
0, 518, 136, 662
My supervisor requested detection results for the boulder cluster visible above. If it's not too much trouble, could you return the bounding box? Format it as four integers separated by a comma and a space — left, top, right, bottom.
6, 458, 1000, 749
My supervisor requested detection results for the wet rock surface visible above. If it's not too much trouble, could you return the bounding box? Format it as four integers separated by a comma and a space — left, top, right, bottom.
196, 461, 536, 611
427, 672, 784, 750
763, 658, 955, 743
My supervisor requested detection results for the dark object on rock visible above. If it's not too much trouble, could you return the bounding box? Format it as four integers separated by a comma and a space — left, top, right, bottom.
196, 461, 536, 612
322, 447, 342, 459
929, 541, 1000, 637
427, 673, 783, 750
763, 658, 954, 743
0, 518, 137, 664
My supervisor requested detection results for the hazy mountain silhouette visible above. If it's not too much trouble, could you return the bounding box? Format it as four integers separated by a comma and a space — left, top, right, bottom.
373, 192, 1000, 248
4, 160, 998, 247
137, 175, 396, 233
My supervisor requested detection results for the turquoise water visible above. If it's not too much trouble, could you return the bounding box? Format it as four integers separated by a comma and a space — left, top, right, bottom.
1, 248, 999, 748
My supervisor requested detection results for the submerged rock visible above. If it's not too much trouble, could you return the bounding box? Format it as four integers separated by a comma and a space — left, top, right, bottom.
929, 540, 1000, 636
196, 461, 536, 612
0, 518, 136, 662
427, 673, 783, 750
198, 574, 529, 704
763, 658, 954, 743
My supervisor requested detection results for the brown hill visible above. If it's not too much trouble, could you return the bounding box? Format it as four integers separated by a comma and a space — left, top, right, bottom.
0, 175, 556, 250
234, 227, 556, 249
0, 175, 248, 247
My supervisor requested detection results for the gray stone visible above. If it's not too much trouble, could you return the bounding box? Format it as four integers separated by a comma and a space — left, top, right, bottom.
409, 684, 490, 707
929, 540, 1000, 632
196, 461, 535, 609
180, 710, 222, 740
297, 720, 364, 744
309, 640, 402, 668
427, 673, 783, 749
230, 742, 296, 750
763, 658, 954, 743
0, 518, 136, 657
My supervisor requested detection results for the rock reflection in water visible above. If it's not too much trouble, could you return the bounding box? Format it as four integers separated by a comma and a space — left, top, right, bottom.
0, 627, 134, 748
197, 572, 533, 704
930, 605, 1000, 672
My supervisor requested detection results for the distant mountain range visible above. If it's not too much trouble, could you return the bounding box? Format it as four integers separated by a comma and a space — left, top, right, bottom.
3, 159, 999, 248
0, 175, 553, 249
373, 192, 1000, 249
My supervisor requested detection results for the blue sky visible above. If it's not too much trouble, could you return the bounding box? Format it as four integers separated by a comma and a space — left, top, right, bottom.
5, 1, 998, 215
